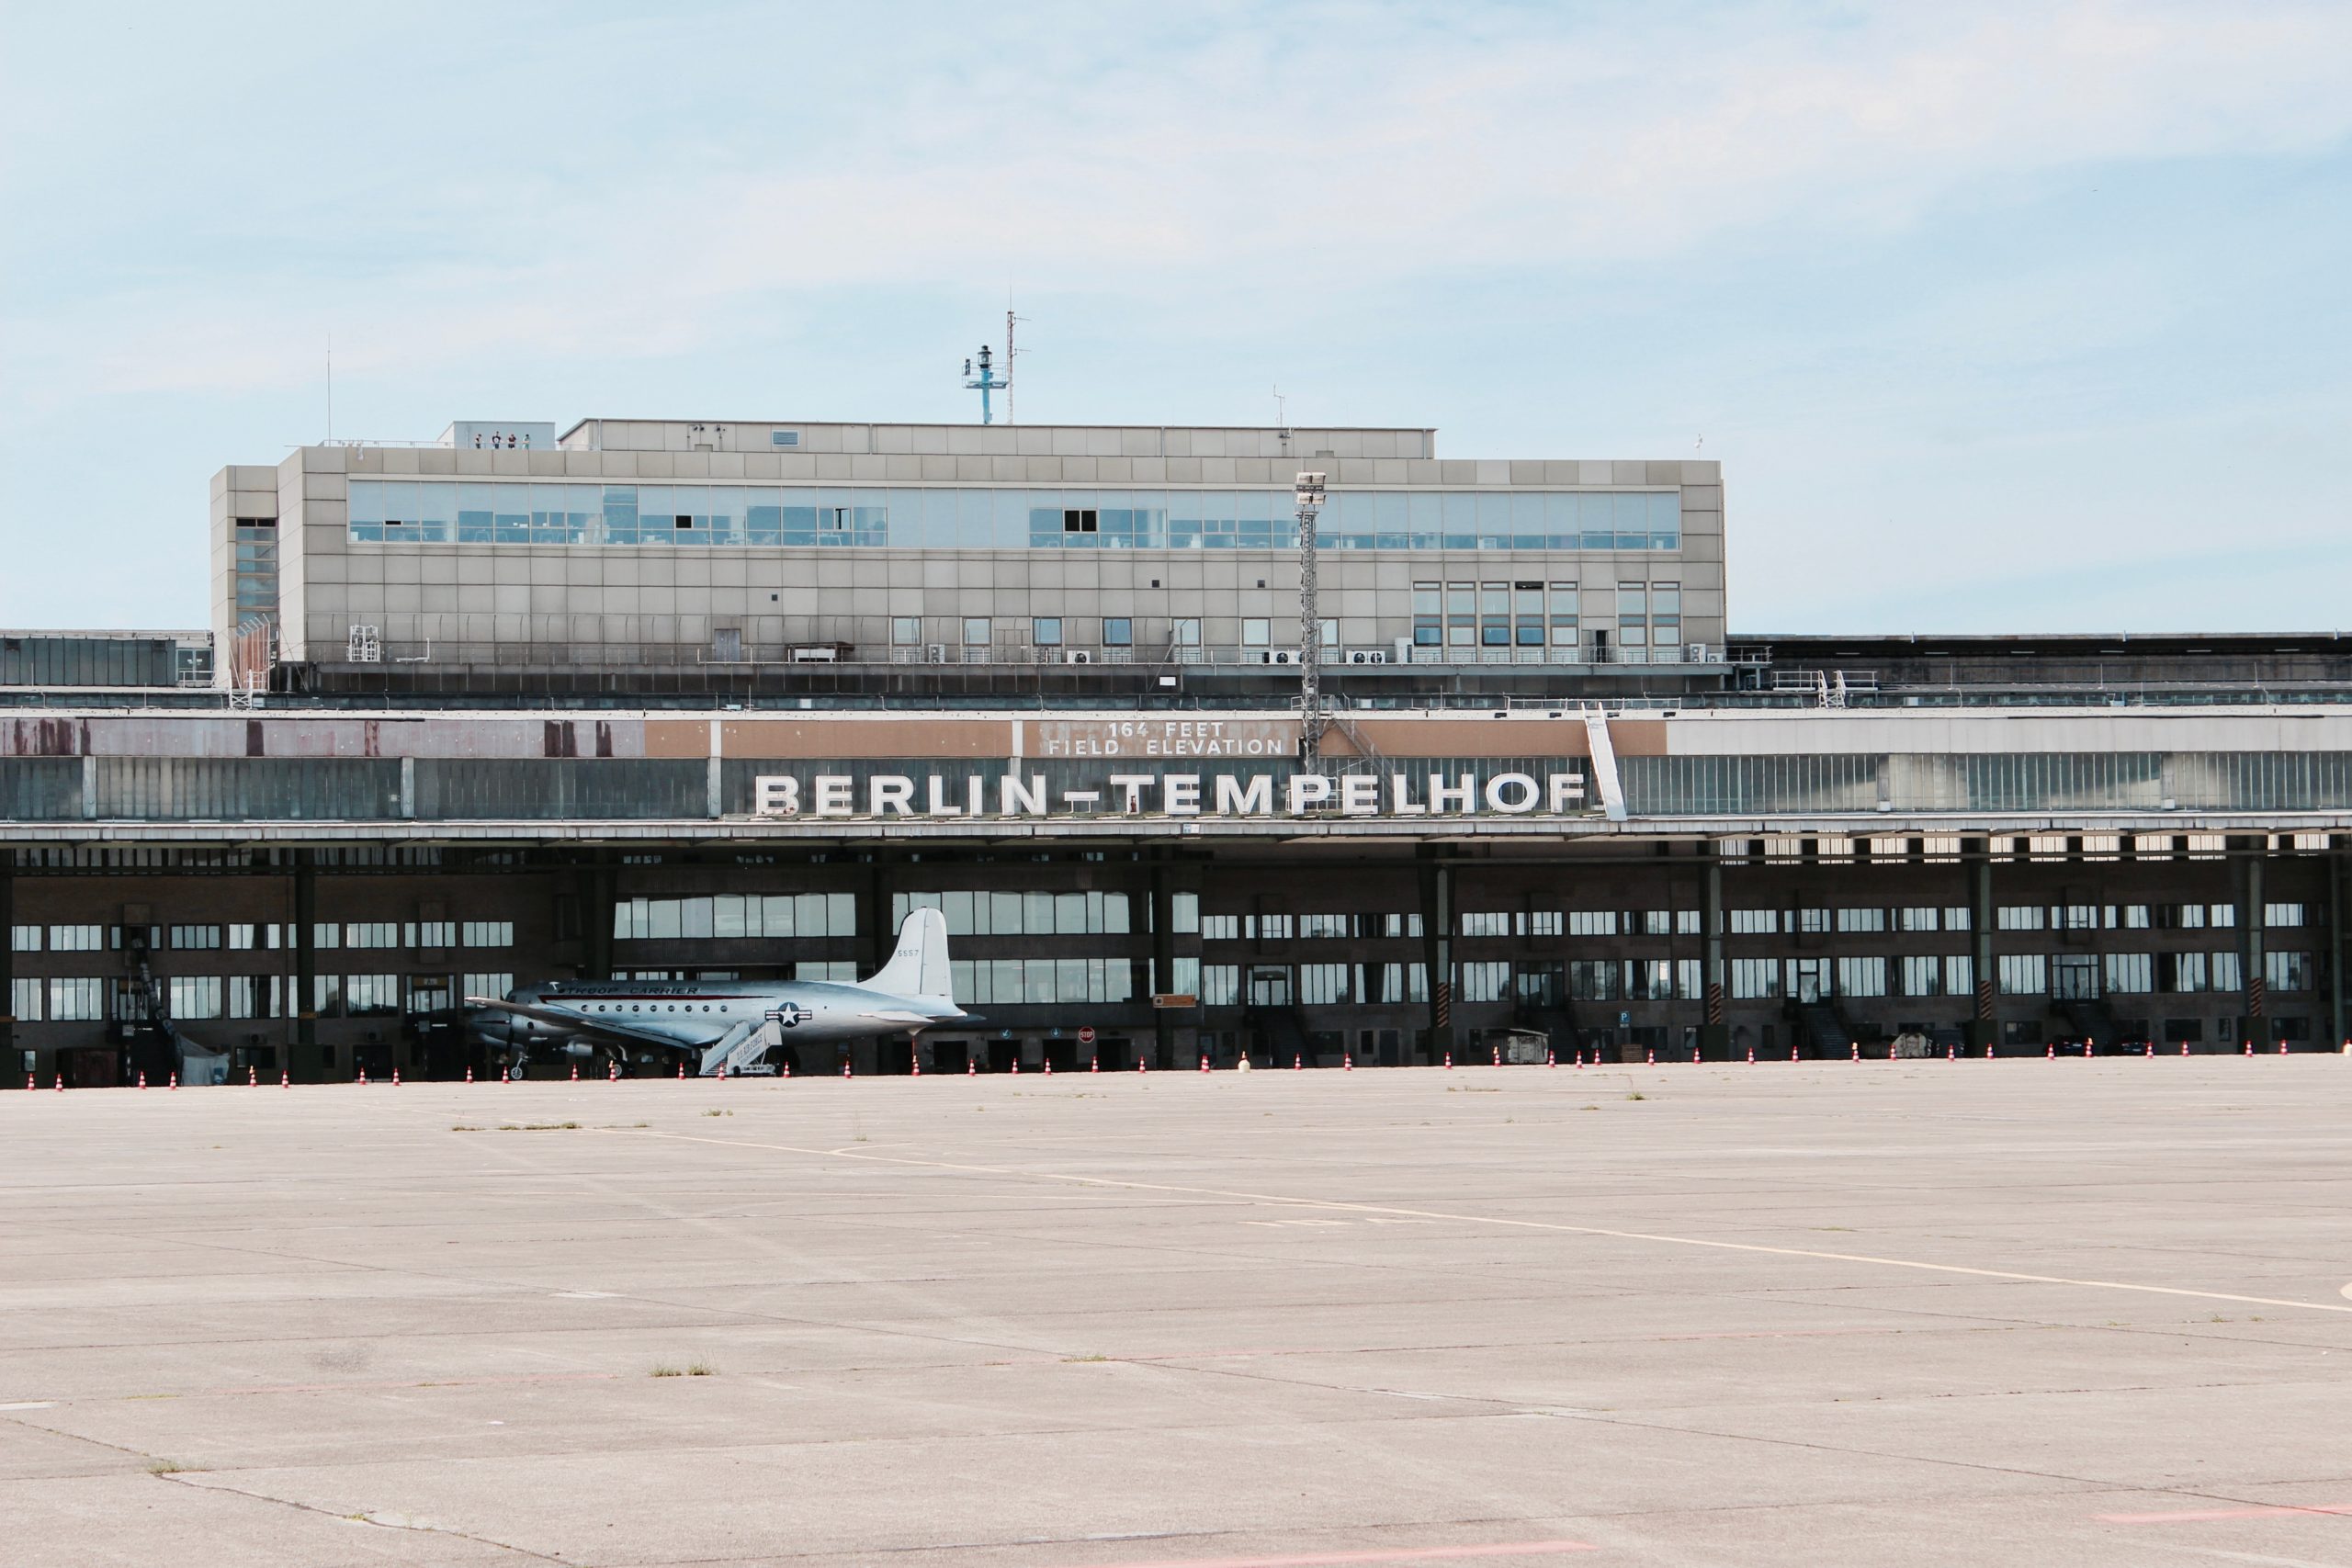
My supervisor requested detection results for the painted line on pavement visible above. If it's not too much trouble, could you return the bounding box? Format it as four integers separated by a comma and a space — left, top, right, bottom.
2097, 1505, 2352, 1524
598, 1128, 2352, 1319
1062, 1541, 1598, 1567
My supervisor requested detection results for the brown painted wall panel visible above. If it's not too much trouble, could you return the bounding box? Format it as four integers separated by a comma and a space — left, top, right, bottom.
1346, 718, 1592, 758
642, 720, 712, 759
1610, 720, 1669, 757
722, 719, 1012, 759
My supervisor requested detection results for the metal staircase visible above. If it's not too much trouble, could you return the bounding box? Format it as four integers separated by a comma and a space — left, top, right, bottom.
1798, 1001, 1853, 1058
698, 1018, 780, 1076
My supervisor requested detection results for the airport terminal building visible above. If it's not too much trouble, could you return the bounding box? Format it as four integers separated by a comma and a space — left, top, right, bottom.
6, 416, 2351, 1084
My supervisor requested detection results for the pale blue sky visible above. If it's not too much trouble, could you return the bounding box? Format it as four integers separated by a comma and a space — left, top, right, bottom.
3, 1, 2347, 634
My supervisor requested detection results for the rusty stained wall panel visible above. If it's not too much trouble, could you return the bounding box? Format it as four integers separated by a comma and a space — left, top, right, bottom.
4, 717, 93, 757
0, 716, 651, 760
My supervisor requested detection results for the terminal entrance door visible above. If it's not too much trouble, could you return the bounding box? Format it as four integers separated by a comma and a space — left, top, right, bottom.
1248, 967, 1292, 1008
1792, 960, 1830, 1005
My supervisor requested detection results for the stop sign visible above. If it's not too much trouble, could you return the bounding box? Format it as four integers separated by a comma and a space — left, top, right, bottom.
1077, 1026, 1096, 1046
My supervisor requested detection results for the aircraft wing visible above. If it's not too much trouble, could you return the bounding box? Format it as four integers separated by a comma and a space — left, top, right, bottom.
465, 996, 690, 1054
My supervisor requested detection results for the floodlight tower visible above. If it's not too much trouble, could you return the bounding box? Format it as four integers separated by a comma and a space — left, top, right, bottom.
961, 345, 1007, 425
1295, 470, 1328, 769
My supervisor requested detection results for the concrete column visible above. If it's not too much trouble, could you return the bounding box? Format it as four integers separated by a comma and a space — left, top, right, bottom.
2331, 846, 2346, 1050
1420, 853, 1453, 1063
1701, 846, 1726, 1058
293, 850, 319, 1081
0, 863, 15, 1086
576, 858, 616, 980
2242, 841, 2266, 1047
858, 856, 889, 1074
1149, 853, 1175, 1071
1968, 840, 1995, 1052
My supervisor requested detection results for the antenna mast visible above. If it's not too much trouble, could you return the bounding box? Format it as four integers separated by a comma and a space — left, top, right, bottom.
1295, 469, 1328, 770
1005, 307, 1029, 423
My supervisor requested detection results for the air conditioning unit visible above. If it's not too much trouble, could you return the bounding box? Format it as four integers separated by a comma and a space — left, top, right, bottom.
1062, 649, 1094, 664
1261, 649, 1300, 666
924, 643, 948, 664
1687, 642, 1708, 663
1345, 649, 1389, 665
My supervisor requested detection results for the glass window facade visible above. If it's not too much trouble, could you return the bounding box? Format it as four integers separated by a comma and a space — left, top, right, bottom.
346, 480, 1682, 555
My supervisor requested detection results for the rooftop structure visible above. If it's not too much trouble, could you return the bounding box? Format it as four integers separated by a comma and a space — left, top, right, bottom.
209, 419, 1724, 702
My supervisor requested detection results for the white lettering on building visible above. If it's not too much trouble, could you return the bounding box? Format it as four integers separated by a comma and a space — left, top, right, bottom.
751, 770, 1587, 819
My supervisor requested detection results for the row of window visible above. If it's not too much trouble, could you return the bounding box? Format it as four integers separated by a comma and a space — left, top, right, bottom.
8, 974, 516, 1022
345, 480, 1686, 555
1171, 950, 2317, 1010
1193, 902, 2303, 940
1721, 951, 2307, 1001
7, 922, 514, 953
1461, 910, 1700, 937
1410, 582, 1679, 649
1203, 912, 1424, 941
612, 894, 855, 942
1199, 963, 1430, 1008
893, 890, 1132, 936
949, 958, 1136, 1006
1996, 903, 2243, 931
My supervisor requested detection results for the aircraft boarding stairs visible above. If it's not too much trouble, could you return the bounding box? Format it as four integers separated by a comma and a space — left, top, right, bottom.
698, 1016, 786, 1077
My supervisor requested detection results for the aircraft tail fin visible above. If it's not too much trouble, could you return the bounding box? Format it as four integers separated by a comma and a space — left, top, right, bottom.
864, 908, 954, 1004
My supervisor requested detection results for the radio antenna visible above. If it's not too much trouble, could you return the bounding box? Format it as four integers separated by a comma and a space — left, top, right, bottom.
1005, 304, 1029, 423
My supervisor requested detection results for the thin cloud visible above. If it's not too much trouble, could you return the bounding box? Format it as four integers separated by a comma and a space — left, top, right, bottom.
10, 3, 2350, 400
